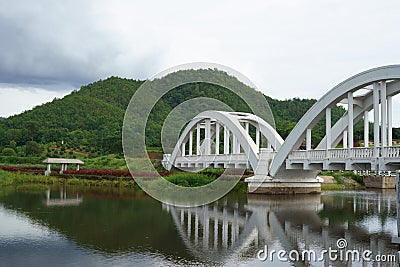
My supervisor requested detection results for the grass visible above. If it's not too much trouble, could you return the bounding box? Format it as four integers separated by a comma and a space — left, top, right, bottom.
321, 184, 350, 190
0, 168, 248, 192
164, 172, 247, 193
0, 156, 44, 166
165, 173, 215, 187
80, 155, 128, 170
0, 164, 246, 192
0, 154, 129, 170
0, 170, 135, 188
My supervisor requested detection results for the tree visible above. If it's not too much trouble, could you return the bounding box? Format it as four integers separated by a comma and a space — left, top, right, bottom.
25, 120, 40, 141
25, 141, 42, 156
2, 147, 16, 156
9, 140, 17, 149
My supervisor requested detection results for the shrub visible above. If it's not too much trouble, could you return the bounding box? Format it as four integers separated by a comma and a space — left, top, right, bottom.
2, 148, 16, 156
342, 171, 364, 185
165, 173, 214, 187
0, 156, 43, 165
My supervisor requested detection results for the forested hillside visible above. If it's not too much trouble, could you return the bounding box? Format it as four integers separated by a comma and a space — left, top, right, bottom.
0, 74, 397, 158
0, 77, 142, 156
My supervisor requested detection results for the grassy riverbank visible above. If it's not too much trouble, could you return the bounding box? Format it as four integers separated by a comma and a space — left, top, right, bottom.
0, 167, 366, 194
0, 155, 130, 170
319, 171, 364, 190
165, 172, 247, 193
0, 169, 248, 194
0, 170, 135, 188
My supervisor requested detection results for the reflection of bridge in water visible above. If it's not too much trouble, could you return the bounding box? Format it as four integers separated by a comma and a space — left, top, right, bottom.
165, 192, 398, 265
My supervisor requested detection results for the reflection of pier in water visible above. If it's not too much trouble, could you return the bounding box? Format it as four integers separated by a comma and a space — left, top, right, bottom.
44, 188, 83, 207
165, 191, 398, 265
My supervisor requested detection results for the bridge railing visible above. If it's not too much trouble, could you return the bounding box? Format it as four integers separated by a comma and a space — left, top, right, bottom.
288, 146, 400, 160
350, 147, 374, 158
288, 150, 307, 159
328, 148, 348, 158
384, 146, 400, 158
175, 154, 250, 162
308, 149, 325, 159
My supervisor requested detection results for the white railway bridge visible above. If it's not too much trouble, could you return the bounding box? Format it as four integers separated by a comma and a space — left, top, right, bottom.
162, 65, 400, 193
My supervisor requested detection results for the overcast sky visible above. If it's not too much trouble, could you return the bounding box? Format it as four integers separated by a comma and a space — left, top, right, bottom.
1, 0, 400, 125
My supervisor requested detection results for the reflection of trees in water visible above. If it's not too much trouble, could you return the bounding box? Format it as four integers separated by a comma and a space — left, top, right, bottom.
0, 187, 192, 259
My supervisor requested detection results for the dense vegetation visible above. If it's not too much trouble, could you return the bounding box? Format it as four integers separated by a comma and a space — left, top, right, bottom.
0, 77, 141, 156
0, 72, 398, 160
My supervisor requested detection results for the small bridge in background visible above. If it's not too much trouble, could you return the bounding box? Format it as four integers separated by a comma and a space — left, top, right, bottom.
162, 65, 400, 193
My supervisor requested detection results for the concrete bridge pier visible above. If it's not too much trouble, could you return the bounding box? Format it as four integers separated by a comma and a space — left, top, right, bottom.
245, 168, 321, 194
246, 148, 321, 194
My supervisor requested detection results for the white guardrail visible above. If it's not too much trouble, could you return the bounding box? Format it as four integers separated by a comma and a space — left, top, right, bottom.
175, 154, 250, 163
288, 146, 400, 160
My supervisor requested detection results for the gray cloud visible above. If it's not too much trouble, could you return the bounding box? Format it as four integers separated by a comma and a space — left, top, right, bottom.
0, 1, 163, 88
0, 0, 400, 114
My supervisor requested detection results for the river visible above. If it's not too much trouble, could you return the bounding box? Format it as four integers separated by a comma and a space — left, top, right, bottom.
0, 185, 398, 266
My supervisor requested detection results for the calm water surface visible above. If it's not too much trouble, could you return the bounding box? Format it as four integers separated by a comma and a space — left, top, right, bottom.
0, 184, 398, 266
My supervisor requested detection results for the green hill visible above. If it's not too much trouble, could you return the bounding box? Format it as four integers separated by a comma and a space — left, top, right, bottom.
0, 77, 142, 156
1, 72, 394, 159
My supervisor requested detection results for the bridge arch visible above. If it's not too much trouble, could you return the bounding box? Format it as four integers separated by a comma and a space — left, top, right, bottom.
163, 110, 283, 173
270, 65, 400, 176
